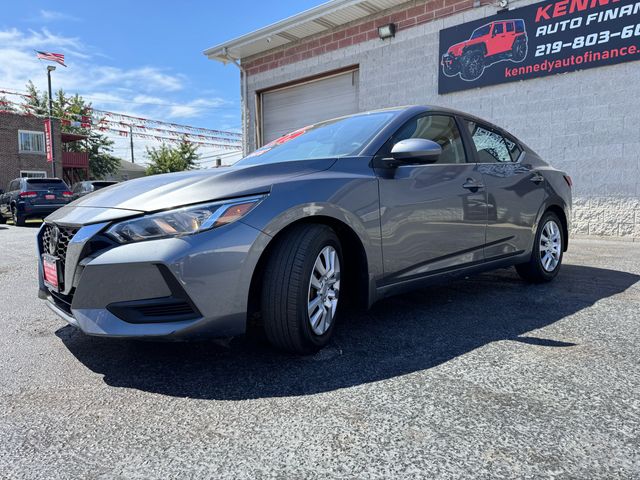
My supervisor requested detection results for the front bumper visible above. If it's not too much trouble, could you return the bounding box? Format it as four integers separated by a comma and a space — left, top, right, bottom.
37, 210, 269, 339
441, 53, 459, 66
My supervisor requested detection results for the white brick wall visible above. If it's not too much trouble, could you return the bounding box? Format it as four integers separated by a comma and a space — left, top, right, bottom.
244, 0, 640, 239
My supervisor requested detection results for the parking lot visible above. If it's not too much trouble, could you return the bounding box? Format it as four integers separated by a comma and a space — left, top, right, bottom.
0, 222, 638, 479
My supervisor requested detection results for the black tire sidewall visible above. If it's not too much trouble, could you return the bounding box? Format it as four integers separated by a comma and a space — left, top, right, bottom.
461, 50, 485, 81
295, 232, 343, 349
512, 39, 527, 62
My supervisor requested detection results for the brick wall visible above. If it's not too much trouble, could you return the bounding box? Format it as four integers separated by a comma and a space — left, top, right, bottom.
0, 113, 63, 190
242, 0, 640, 239
244, 0, 476, 76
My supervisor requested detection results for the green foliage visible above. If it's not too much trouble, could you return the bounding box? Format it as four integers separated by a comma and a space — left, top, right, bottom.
21, 82, 120, 179
0, 95, 16, 112
145, 138, 200, 175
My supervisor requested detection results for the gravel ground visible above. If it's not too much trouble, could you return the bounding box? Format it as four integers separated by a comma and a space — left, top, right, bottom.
0, 222, 639, 479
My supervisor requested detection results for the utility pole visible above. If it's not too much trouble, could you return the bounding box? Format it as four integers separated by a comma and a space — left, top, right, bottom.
129, 124, 135, 163
47, 66, 57, 177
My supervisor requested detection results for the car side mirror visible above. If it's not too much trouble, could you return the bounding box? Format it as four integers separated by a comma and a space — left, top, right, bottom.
389, 139, 442, 165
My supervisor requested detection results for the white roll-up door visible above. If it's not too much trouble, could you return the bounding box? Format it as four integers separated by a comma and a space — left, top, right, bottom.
260, 69, 359, 145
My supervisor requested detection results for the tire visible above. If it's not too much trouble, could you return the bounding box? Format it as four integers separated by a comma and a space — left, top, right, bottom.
0, 214, 6, 224
261, 224, 342, 355
511, 38, 527, 62
460, 49, 485, 81
12, 206, 25, 227
516, 212, 564, 283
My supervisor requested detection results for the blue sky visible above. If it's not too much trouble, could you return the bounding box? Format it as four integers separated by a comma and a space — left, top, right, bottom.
1, 1, 324, 164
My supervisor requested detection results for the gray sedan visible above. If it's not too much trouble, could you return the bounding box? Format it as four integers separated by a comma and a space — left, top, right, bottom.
38, 106, 572, 354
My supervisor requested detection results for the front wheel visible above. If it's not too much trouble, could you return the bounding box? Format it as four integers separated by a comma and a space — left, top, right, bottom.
261, 224, 342, 355
460, 50, 485, 81
516, 212, 564, 283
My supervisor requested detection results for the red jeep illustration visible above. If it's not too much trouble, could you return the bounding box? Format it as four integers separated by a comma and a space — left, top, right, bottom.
442, 19, 528, 81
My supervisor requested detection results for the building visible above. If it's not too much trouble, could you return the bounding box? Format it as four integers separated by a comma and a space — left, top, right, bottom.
0, 112, 89, 189
104, 159, 147, 182
204, 0, 640, 239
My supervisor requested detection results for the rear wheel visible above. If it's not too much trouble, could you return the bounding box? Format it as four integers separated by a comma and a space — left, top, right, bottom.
0, 213, 6, 224
12, 206, 25, 227
261, 224, 342, 355
511, 37, 527, 62
516, 212, 564, 283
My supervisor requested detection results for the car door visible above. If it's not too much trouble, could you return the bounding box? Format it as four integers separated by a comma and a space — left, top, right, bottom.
504, 21, 516, 50
462, 119, 544, 260
376, 113, 488, 284
490, 22, 508, 55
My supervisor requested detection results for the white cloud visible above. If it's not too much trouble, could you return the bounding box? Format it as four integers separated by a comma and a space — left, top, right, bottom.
0, 27, 240, 164
37, 10, 81, 22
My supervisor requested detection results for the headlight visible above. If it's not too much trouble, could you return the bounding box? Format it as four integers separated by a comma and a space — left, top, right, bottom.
106, 195, 264, 243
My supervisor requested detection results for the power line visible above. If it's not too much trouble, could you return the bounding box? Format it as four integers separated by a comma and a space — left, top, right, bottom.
0, 86, 240, 110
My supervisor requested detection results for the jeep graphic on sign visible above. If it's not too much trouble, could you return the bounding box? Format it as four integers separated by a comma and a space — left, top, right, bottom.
441, 19, 528, 81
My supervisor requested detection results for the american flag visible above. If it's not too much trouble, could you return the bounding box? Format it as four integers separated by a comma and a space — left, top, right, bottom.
35, 51, 66, 67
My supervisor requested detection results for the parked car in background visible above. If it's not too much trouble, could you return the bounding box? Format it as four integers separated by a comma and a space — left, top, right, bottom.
38, 106, 571, 355
0, 178, 72, 226
442, 19, 528, 81
70, 180, 119, 200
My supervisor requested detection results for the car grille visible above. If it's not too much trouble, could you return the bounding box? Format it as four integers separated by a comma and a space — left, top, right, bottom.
42, 224, 79, 275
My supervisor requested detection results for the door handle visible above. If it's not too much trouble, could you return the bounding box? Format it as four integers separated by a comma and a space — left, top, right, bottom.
530, 173, 545, 184
462, 178, 485, 191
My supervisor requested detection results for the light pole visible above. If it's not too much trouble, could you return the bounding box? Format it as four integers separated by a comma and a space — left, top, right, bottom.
47, 65, 57, 177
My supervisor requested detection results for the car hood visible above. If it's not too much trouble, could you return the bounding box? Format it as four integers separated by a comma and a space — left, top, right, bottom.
447, 41, 468, 54
55, 158, 337, 217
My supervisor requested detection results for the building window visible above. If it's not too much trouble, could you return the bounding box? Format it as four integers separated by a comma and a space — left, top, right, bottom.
18, 130, 46, 154
20, 170, 47, 178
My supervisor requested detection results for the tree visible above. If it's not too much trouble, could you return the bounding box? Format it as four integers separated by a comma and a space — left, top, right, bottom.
0, 95, 16, 113
21, 82, 120, 179
145, 138, 199, 175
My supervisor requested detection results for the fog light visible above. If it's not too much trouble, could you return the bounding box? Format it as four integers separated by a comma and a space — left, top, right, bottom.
378, 23, 396, 40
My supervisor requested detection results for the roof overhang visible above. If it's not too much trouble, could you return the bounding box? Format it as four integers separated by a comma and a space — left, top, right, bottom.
203, 0, 409, 63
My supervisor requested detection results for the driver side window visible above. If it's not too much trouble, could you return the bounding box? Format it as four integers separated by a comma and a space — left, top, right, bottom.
381, 114, 467, 164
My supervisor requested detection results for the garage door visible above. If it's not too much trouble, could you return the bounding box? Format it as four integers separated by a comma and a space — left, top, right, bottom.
261, 69, 359, 145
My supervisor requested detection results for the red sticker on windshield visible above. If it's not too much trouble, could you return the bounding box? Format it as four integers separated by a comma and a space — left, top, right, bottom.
245, 125, 314, 159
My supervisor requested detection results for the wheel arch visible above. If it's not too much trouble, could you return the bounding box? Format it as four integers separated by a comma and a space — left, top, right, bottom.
463, 43, 487, 56
246, 215, 371, 328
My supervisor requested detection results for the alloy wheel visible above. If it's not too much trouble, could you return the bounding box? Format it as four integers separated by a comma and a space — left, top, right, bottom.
540, 220, 562, 272
307, 246, 340, 336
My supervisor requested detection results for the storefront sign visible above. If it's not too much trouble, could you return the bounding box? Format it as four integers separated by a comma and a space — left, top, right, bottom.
44, 119, 53, 162
439, 0, 640, 94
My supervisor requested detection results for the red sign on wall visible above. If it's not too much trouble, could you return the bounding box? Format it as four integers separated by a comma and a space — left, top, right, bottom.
43, 119, 53, 162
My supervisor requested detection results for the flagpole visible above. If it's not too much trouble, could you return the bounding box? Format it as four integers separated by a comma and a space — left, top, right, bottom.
47, 65, 57, 178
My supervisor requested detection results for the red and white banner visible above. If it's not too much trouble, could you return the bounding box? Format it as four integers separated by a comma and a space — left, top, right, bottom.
44, 119, 53, 162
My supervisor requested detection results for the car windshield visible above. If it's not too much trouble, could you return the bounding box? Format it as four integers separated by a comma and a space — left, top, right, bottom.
470, 24, 491, 39
25, 179, 68, 190
236, 111, 397, 166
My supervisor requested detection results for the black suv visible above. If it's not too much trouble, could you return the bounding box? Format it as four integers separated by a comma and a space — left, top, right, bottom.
0, 178, 72, 226
70, 180, 118, 200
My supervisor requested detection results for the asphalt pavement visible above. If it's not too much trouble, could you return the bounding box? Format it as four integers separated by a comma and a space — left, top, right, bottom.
0, 222, 639, 479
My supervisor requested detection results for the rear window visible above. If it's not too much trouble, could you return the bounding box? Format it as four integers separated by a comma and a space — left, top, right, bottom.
26, 179, 68, 190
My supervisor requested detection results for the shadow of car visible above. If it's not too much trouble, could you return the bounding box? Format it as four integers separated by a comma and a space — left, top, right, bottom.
55, 264, 639, 401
